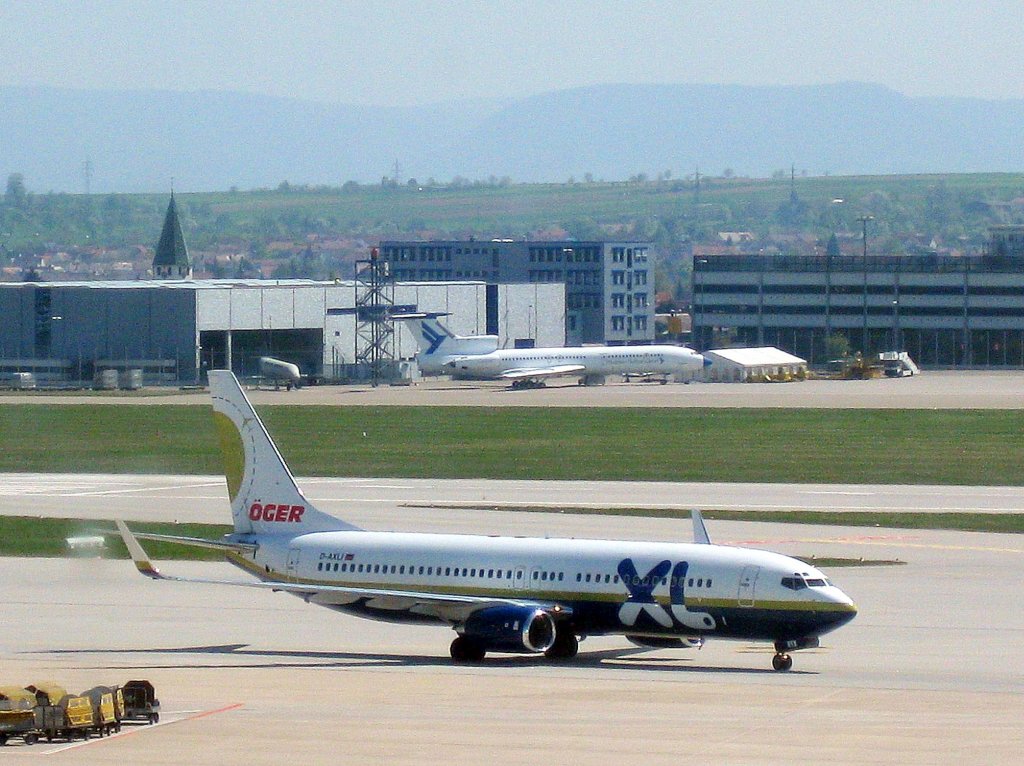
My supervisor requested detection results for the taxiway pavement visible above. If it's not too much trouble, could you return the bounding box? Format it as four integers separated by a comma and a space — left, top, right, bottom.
3, 369, 1024, 408
1, 478, 1022, 764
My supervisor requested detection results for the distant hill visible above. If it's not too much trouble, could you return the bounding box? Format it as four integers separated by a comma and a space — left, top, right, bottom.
5, 82, 1024, 192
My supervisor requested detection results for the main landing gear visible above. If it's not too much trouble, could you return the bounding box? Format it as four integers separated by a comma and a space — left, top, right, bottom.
449, 631, 580, 663
544, 630, 579, 661
450, 635, 486, 663
772, 653, 794, 672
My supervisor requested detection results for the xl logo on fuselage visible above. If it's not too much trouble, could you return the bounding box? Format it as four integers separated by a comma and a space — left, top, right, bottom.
617, 558, 716, 631
248, 502, 305, 523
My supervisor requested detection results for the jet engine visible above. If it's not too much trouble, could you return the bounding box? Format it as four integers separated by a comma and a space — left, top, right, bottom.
462, 605, 556, 653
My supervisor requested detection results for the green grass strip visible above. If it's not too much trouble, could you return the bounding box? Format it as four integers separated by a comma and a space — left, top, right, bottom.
4, 404, 1024, 485
417, 505, 1024, 534
0, 517, 232, 560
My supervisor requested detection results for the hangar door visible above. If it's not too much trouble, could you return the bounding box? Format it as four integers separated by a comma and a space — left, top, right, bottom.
200, 329, 323, 378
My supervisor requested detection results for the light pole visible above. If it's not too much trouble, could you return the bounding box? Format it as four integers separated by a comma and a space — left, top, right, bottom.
856, 215, 874, 353
825, 199, 845, 355
891, 299, 899, 351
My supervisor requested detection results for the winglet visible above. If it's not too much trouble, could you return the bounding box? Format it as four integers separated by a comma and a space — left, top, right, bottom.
116, 520, 164, 579
691, 510, 712, 545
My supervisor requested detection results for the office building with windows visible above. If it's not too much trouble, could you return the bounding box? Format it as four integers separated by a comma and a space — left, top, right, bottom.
692, 226, 1024, 367
379, 240, 655, 345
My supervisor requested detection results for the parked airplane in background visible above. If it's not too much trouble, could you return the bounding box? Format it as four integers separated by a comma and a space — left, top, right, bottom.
258, 356, 302, 390
395, 314, 710, 387
117, 371, 856, 670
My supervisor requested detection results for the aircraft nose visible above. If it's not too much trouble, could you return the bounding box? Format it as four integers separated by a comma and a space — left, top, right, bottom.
821, 589, 858, 630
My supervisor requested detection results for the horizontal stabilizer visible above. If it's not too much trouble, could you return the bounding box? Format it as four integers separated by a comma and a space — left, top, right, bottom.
101, 526, 256, 554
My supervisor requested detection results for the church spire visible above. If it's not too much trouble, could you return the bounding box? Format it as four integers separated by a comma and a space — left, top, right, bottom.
153, 192, 192, 279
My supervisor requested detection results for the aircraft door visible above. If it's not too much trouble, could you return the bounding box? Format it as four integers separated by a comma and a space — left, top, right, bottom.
286, 548, 300, 576
513, 566, 529, 590
737, 565, 759, 607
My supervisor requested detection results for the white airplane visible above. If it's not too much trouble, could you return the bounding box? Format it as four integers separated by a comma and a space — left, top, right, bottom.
117, 370, 857, 671
396, 314, 710, 387
258, 356, 302, 390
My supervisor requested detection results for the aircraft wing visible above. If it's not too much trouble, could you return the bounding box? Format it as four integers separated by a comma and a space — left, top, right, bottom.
116, 521, 570, 625
498, 364, 586, 380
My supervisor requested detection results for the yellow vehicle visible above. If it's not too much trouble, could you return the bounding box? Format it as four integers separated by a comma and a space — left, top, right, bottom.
60, 696, 95, 738
0, 688, 39, 746
82, 687, 123, 736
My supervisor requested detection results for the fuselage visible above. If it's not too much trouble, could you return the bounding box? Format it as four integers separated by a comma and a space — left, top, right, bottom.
444, 345, 706, 380
231, 531, 857, 642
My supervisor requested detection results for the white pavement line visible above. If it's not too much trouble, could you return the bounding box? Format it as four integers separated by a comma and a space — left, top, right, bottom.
59, 482, 225, 497
32, 704, 243, 755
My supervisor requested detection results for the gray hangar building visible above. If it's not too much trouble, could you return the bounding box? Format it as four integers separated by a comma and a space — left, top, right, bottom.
0, 279, 565, 384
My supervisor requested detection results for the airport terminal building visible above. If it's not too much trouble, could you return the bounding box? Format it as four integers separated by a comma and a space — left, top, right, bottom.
693, 227, 1024, 367
0, 279, 564, 384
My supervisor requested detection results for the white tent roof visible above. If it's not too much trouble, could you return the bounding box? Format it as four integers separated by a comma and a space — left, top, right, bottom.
706, 347, 806, 366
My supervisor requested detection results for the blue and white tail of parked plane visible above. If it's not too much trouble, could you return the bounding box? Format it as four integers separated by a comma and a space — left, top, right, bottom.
394, 313, 710, 386
117, 371, 856, 670
393, 313, 500, 375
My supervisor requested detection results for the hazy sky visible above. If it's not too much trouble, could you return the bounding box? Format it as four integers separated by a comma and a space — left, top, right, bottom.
2, 1, 1022, 106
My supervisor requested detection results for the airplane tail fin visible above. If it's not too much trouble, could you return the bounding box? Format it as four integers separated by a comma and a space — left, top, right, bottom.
208, 370, 359, 535
394, 314, 456, 356
394, 313, 499, 358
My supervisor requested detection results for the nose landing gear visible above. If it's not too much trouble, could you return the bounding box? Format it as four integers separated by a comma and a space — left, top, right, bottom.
772, 653, 793, 672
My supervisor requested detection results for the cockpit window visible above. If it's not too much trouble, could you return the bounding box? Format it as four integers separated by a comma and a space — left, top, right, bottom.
780, 576, 806, 591
804, 578, 827, 587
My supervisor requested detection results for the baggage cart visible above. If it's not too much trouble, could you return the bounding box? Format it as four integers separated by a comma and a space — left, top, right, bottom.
121, 680, 160, 724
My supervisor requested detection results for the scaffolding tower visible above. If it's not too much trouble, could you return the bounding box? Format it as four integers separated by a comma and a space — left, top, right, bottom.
354, 249, 395, 386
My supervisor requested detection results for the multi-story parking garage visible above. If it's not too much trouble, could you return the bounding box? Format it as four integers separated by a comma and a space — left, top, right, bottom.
0, 279, 564, 384
693, 228, 1024, 367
